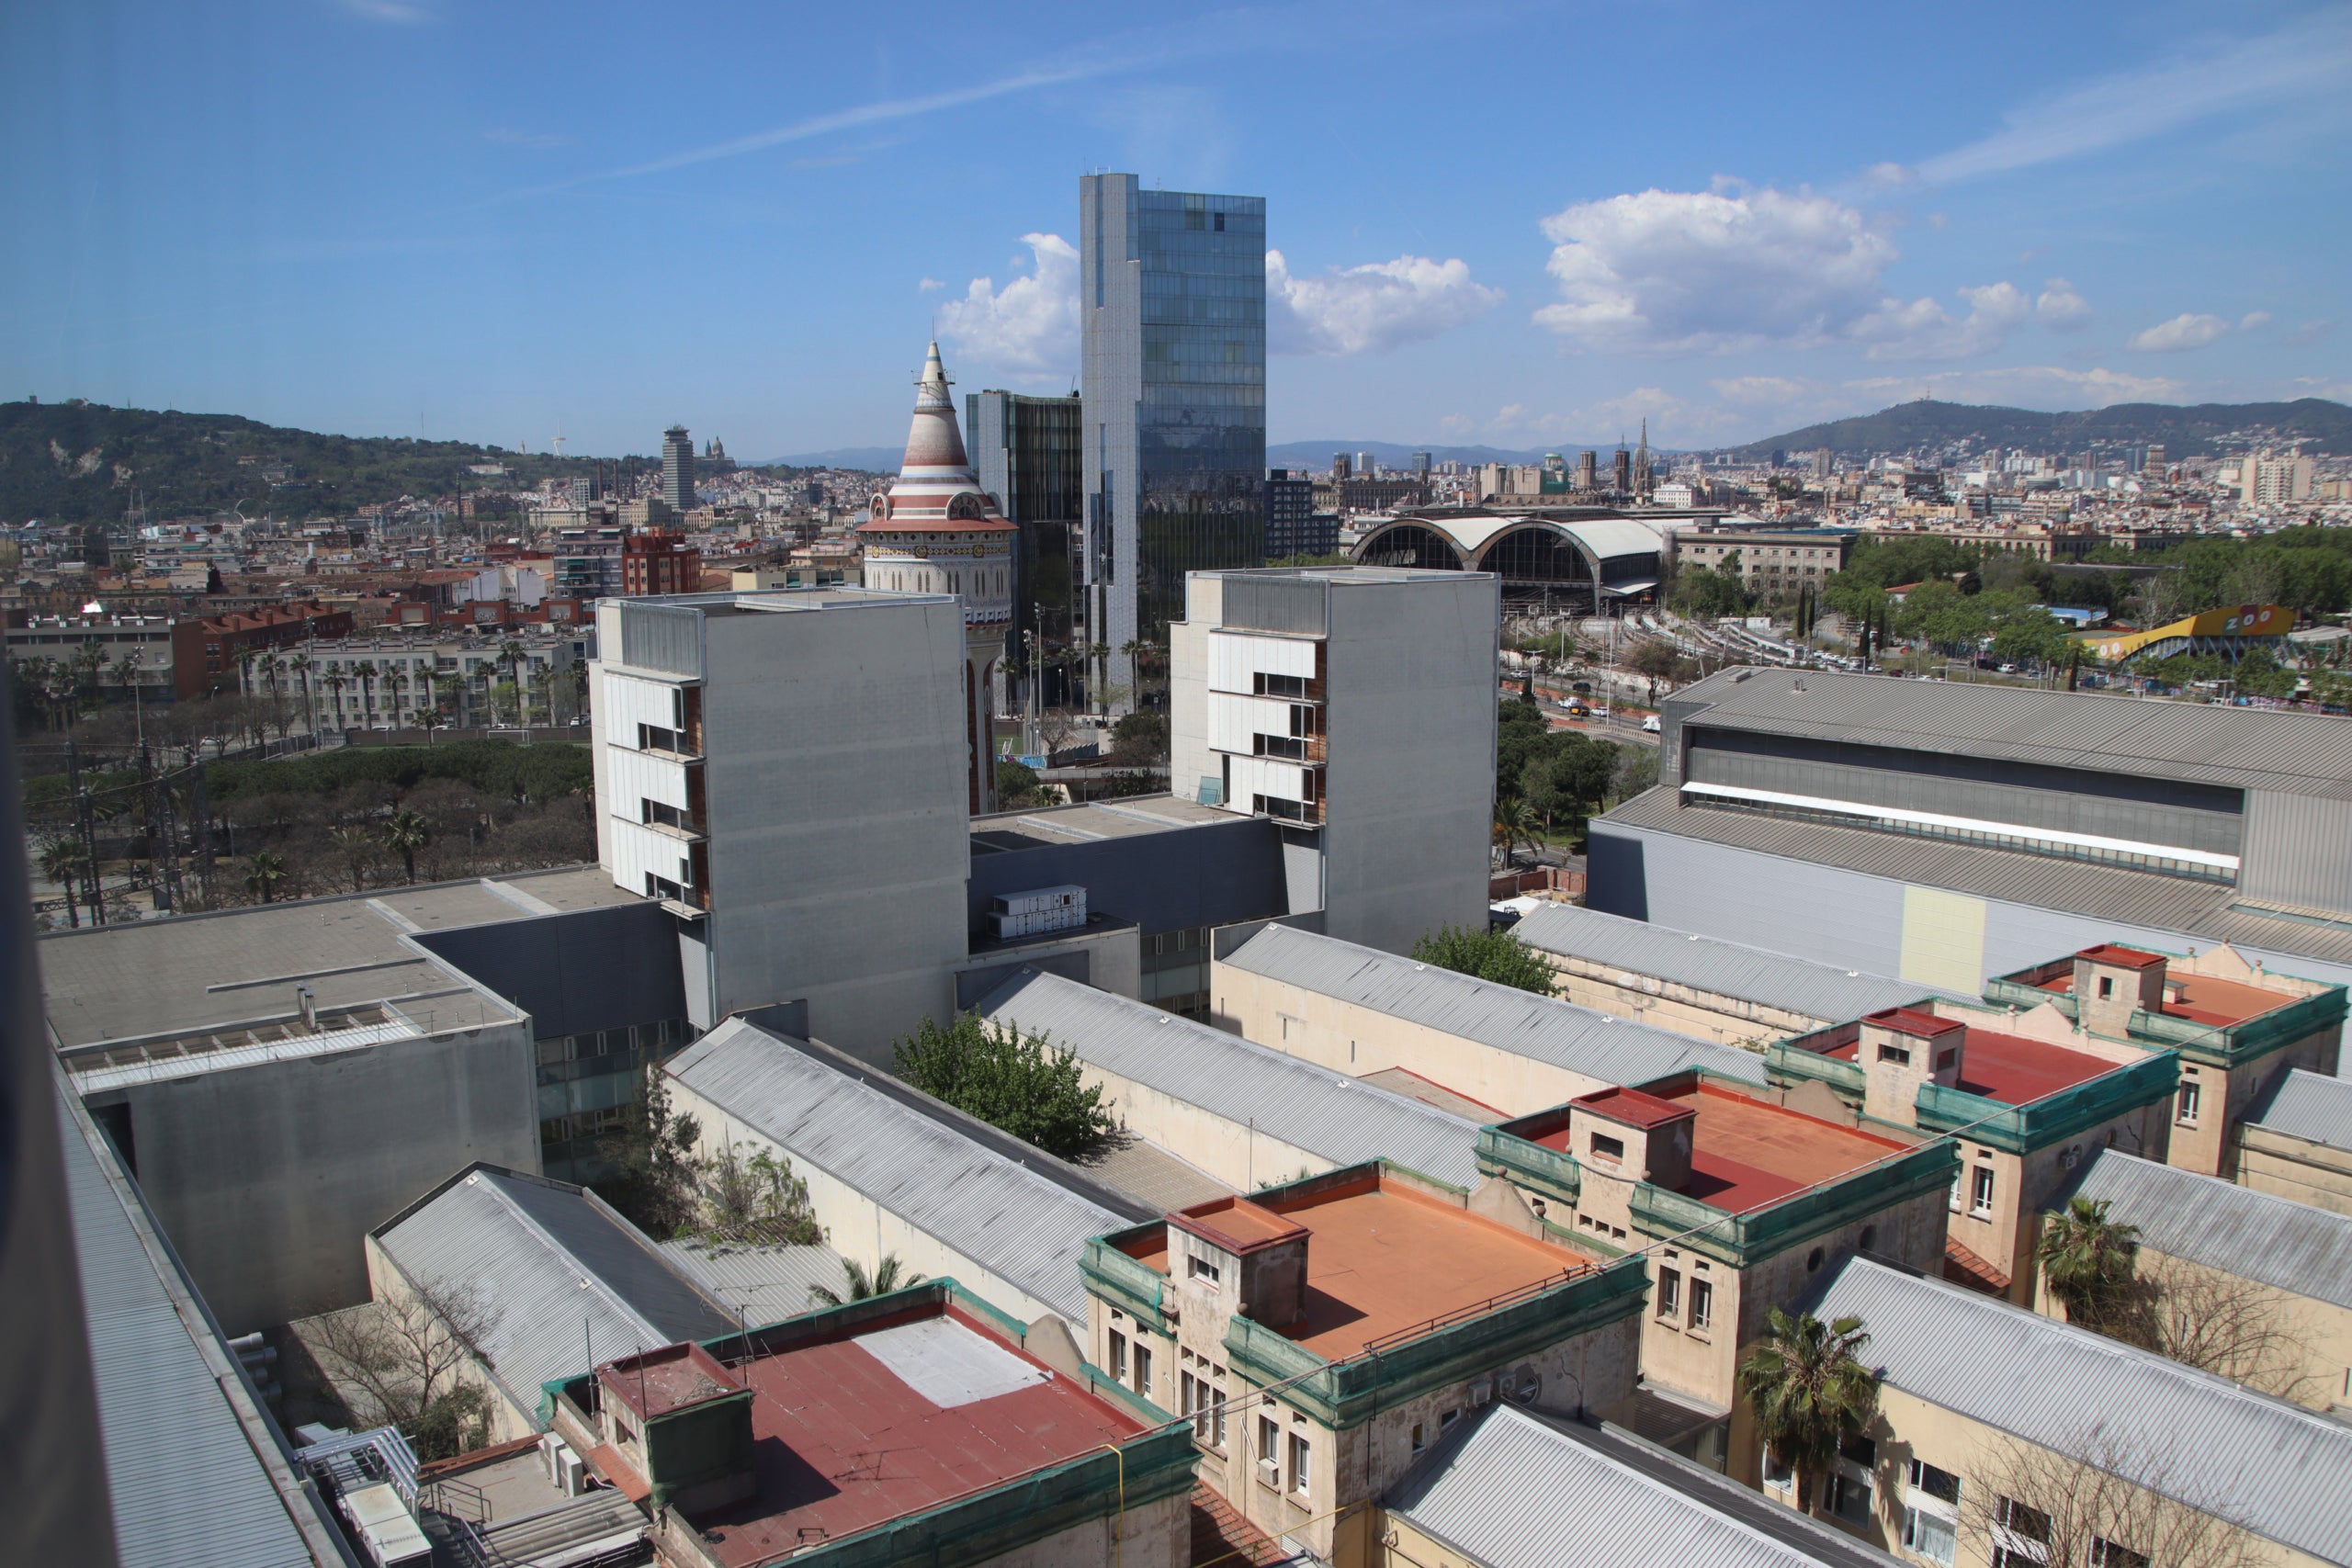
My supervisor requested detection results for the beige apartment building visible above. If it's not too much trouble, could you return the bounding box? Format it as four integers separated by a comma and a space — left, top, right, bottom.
1769, 999, 2177, 1301
1476, 1071, 1955, 1481
2034, 1150, 2352, 1414
1211, 922, 1766, 1118
2237, 1069, 2352, 1216
1081, 1164, 1647, 1568
1673, 528, 1853, 601
1984, 943, 2344, 1180
1794, 1256, 2351, 1568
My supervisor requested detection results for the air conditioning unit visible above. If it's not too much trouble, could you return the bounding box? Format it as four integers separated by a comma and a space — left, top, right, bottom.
1469, 1377, 1493, 1407
1259, 1457, 1282, 1486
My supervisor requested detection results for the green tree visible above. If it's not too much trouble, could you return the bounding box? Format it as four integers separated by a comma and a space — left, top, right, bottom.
1412, 924, 1556, 996
807, 1254, 924, 1308
329, 824, 374, 893
695, 1142, 823, 1247
1110, 708, 1170, 765
1738, 1307, 1881, 1518
2036, 1196, 2143, 1335
1493, 796, 1540, 863
1496, 697, 1550, 802
243, 850, 288, 904
593, 1065, 704, 1240
995, 757, 1053, 808
40, 836, 87, 928
381, 807, 430, 885
1523, 733, 1620, 831
893, 1012, 1116, 1159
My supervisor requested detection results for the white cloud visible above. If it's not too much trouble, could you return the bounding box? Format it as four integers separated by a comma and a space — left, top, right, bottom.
1437, 413, 1474, 438
917, 277, 944, 294
2282, 319, 2336, 347
1850, 281, 2030, 361
1266, 251, 1501, 355
2126, 312, 2230, 353
1534, 186, 1904, 355
1710, 376, 1809, 406
1846, 365, 2185, 409
2036, 277, 2092, 330
1917, 10, 2352, 183
2239, 310, 2274, 331
935, 233, 1080, 377
338, 0, 429, 21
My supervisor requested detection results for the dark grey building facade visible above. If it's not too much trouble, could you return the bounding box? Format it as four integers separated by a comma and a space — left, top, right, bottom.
1080, 173, 1266, 697
661, 423, 695, 513
970, 389, 1085, 661
1264, 469, 1338, 560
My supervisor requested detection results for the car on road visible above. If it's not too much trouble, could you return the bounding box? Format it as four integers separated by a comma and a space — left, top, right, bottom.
1566, 702, 1592, 718
1642, 715, 1661, 733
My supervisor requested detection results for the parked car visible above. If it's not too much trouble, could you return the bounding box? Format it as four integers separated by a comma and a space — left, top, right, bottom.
1642, 715, 1662, 733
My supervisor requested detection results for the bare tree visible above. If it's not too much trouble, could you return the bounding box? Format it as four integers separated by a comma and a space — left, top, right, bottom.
1959, 1430, 2263, 1568
2138, 1256, 2317, 1405
303, 1280, 503, 1461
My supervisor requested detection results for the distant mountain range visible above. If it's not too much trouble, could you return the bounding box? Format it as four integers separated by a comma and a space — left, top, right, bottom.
1727, 398, 2352, 460
1266, 439, 1591, 470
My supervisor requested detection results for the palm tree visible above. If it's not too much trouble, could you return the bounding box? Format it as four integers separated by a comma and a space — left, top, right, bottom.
806, 1254, 924, 1308
322, 671, 348, 733
40, 838, 87, 928
2036, 1196, 2142, 1333
385, 666, 410, 729
1493, 797, 1539, 865
329, 824, 373, 893
497, 638, 526, 727
243, 850, 288, 905
1738, 1307, 1880, 1518
288, 651, 312, 736
381, 808, 430, 886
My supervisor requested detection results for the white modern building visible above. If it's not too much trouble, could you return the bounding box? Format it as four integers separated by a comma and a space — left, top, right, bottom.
1170, 566, 1499, 953
588, 587, 977, 1046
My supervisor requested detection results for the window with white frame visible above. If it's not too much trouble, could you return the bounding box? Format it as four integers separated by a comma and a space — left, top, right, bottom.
1256, 1416, 1282, 1489
1188, 1253, 1222, 1289
1132, 1340, 1153, 1399
2177, 1078, 2201, 1126
1657, 1266, 1681, 1320
1688, 1278, 1713, 1333
1993, 1495, 2052, 1567
1108, 1328, 1128, 1383
1903, 1459, 1960, 1565
1287, 1431, 1310, 1499
2090, 1538, 2149, 1568
1970, 1165, 1996, 1216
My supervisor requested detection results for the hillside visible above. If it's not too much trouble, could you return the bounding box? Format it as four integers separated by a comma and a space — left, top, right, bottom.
1730, 398, 2352, 460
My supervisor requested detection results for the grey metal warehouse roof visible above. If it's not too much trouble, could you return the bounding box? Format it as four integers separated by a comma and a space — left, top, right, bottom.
1806, 1257, 2352, 1566
975, 968, 1483, 1189
1599, 788, 2352, 971
1668, 666, 2352, 801
1512, 902, 1942, 1022
2248, 1067, 2352, 1151
62, 1084, 340, 1568
1219, 923, 1767, 1088
1384, 1404, 1903, 1568
666, 1020, 1131, 1323
2060, 1149, 2352, 1312
375, 1165, 738, 1416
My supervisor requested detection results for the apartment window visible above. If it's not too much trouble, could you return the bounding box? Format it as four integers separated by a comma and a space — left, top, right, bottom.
1970, 1165, 1996, 1216
1763, 1448, 1794, 1490
1996, 1496, 2052, 1548
1878, 1043, 1912, 1066
1181, 1370, 1224, 1450
1253, 671, 1310, 699
1187, 1254, 1222, 1289
1257, 1416, 1282, 1489
1657, 1267, 1681, 1320
1439, 1409, 1460, 1433
1408, 1420, 1426, 1456
2097, 976, 2115, 1000
2090, 1539, 2150, 1568
1208, 1365, 1227, 1450
1133, 1342, 1153, 1398
1905, 1459, 1962, 1567
1826, 1471, 1873, 1528
2177, 1079, 2201, 1126
1689, 1278, 1713, 1333
1287, 1432, 1311, 1498
1590, 1132, 1625, 1163
1108, 1329, 1127, 1383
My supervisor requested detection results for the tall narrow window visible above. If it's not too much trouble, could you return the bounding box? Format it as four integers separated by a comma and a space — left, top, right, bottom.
1971, 1166, 1996, 1215
1689, 1279, 1713, 1332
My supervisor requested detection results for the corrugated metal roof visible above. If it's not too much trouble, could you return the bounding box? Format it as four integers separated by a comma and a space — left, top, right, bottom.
2062, 1149, 2352, 1312
2248, 1067, 2352, 1150
1671, 668, 2352, 801
1807, 1258, 2352, 1565
1512, 902, 1943, 1022
975, 969, 1483, 1189
62, 1086, 334, 1568
1600, 790, 2352, 969
656, 1239, 849, 1318
1219, 923, 1768, 1089
666, 1021, 1128, 1323
375, 1165, 736, 1417
1385, 1404, 1903, 1568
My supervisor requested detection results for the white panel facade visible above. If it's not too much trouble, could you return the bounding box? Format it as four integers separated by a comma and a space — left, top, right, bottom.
1227, 754, 1308, 807
1207, 692, 1300, 755
609, 819, 695, 898
602, 671, 686, 740
605, 748, 689, 816
1207, 629, 1316, 695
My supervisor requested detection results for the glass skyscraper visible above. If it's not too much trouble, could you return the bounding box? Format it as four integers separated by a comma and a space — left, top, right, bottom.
1080, 174, 1265, 699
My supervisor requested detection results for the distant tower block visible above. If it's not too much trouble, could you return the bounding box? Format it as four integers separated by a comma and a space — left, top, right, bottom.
859, 342, 1018, 815
662, 424, 696, 512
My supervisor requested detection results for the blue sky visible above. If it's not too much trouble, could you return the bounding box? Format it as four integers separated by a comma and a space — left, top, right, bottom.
5, 0, 2346, 458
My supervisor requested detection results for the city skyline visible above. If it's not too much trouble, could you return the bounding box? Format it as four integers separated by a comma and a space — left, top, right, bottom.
3, 0, 2346, 459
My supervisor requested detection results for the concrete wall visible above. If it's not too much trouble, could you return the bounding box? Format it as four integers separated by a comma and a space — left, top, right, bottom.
1072, 1064, 1335, 1195
1544, 954, 1829, 1049
1211, 957, 1615, 1117
410, 902, 687, 1042
700, 602, 974, 1057
1320, 575, 1498, 955
359, 1234, 540, 1445
92, 1019, 539, 1334
967, 814, 1289, 937
2237, 1126, 2352, 1217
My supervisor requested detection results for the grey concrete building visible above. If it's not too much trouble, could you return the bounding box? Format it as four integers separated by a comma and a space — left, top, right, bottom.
1170, 566, 1499, 954
1080, 173, 1268, 690
1592, 668, 2352, 1033
660, 423, 695, 513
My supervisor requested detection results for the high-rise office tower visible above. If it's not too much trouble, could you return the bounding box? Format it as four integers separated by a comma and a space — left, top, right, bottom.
662, 424, 696, 512
1411, 451, 1432, 480
1356, 450, 1374, 478
969, 388, 1085, 666
1080, 173, 1266, 704
1331, 453, 1351, 480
